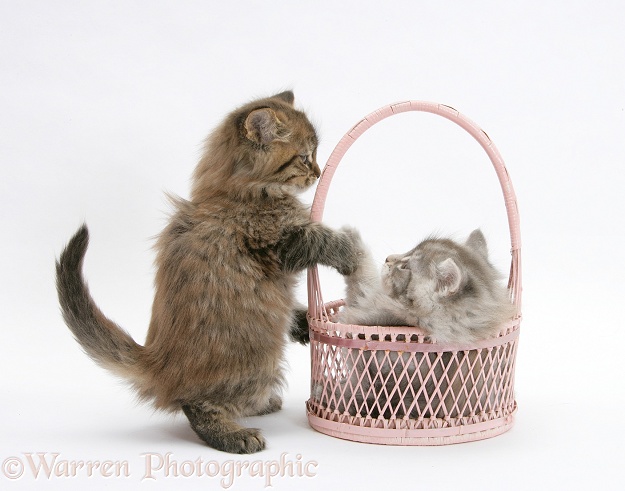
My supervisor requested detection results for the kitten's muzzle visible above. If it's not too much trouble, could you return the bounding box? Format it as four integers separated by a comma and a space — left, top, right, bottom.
385, 254, 401, 264
312, 162, 321, 178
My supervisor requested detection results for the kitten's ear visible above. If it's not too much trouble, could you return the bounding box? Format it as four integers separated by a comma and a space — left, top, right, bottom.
244, 108, 284, 145
273, 91, 295, 105
466, 229, 488, 259
436, 258, 463, 296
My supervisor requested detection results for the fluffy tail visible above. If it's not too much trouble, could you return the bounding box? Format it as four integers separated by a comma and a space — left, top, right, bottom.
56, 225, 144, 380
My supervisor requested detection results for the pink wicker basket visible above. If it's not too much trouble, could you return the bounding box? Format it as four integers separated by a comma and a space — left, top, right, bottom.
306, 101, 522, 445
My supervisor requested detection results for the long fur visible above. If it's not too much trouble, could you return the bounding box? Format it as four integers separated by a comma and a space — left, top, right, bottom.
56, 225, 145, 383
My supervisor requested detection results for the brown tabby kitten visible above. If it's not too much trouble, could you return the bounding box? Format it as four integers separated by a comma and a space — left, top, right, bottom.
56, 91, 358, 453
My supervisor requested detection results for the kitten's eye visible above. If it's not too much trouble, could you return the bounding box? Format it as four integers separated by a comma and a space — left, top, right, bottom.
300, 154, 310, 163
397, 259, 410, 270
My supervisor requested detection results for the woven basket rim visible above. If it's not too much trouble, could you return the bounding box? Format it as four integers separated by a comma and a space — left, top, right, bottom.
309, 298, 520, 347
306, 409, 516, 446
309, 310, 521, 352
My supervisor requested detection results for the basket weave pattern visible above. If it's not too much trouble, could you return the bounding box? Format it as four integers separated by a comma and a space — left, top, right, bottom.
306, 101, 521, 445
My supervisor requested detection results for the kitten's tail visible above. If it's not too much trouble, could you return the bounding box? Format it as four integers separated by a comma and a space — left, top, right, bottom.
55, 225, 144, 381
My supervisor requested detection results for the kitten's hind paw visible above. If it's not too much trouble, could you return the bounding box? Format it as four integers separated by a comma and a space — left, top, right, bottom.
182, 404, 267, 454
232, 428, 266, 454
200, 426, 267, 454
213, 428, 267, 454
255, 396, 283, 416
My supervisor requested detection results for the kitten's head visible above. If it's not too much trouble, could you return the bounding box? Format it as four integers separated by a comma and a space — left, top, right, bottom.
381, 230, 505, 316
192, 91, 321, 201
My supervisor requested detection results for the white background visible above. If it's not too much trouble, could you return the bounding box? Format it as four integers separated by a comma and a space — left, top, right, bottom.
1, 1, 624, 489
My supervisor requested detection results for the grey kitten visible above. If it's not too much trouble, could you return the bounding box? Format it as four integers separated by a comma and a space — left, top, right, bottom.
340, 228, 515, 343
56, 91, 359, 453
329, 228, 515, 418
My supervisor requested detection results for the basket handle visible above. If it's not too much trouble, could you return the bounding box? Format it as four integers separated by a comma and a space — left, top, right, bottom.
307, 101, 522, 320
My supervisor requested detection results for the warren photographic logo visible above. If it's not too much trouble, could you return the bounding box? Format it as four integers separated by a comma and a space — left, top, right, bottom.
1, 453, 130, 480
1, 451, 318, 487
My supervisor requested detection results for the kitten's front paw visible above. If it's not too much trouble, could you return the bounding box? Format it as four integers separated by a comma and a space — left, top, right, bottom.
338, 226, 365, 275
289, 309, 310, 345
340, 226, 365, 251
338, 260, 358, 276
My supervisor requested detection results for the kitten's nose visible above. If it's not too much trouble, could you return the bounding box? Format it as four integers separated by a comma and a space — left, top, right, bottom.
312, 162, 321, 178
385, 254, 400, 264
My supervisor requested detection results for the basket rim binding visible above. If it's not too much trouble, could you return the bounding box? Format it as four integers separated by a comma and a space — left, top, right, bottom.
306, 100, 522, 328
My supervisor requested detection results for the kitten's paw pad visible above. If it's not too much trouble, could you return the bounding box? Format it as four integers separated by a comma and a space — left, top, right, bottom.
221, 428, 266, 454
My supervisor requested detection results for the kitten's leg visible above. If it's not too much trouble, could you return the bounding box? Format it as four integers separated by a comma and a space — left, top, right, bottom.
277, 223, 359, 275
340, 227, 380, 304
181, 403, 266, 454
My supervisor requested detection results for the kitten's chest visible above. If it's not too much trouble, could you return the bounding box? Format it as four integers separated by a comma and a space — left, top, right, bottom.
228, 199, 307, 278
237, 200, 306, 249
